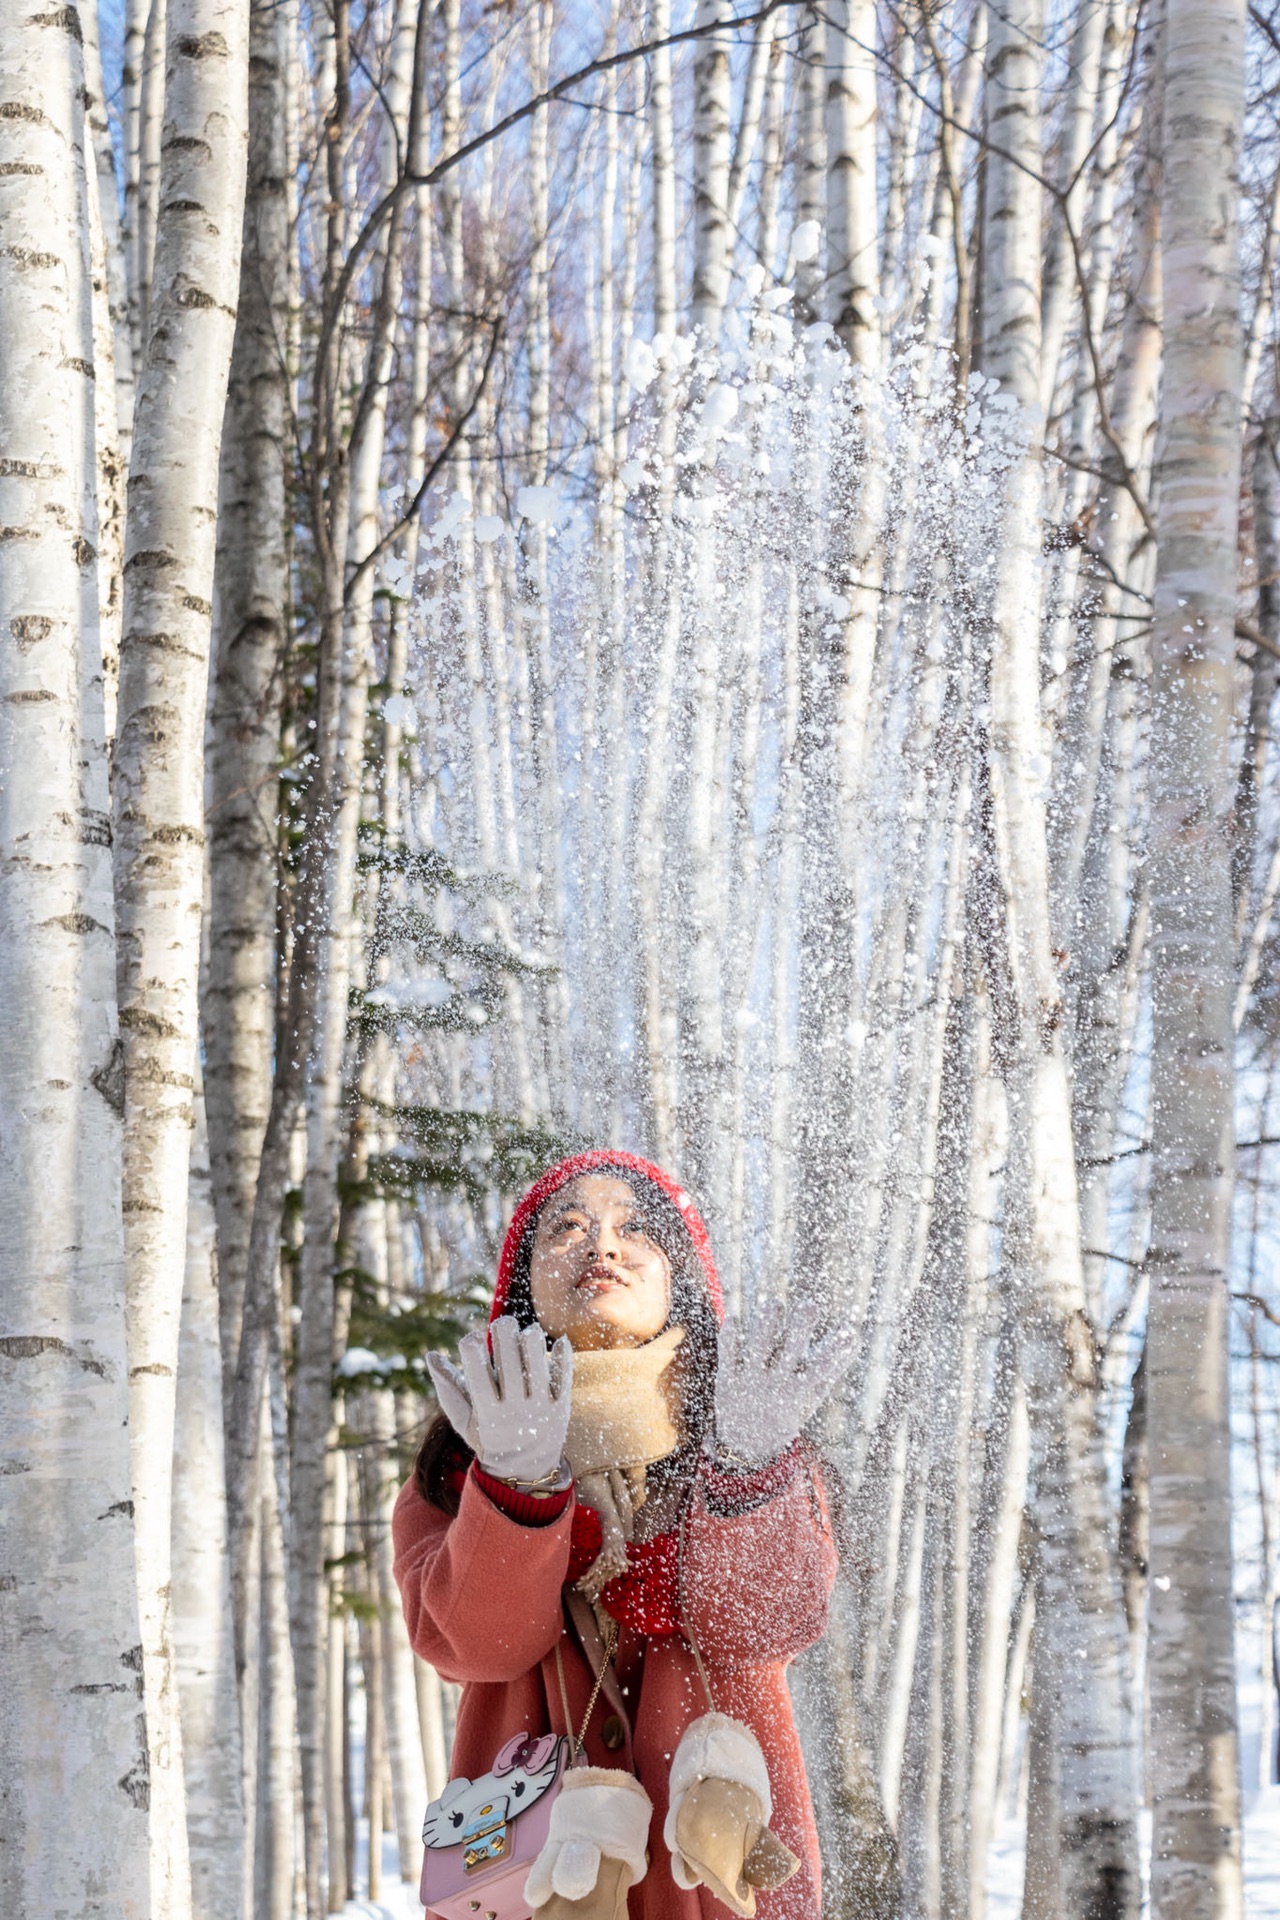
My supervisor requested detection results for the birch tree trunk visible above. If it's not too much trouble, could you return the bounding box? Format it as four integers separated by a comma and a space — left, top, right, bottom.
826, 0, 879, 364
0, 11, 148, 1913
690, 0, 733, 338
978, 3, 1139, 1913
253, 1413, 303, 1920
123, 0, 148, 356
648, 0, 677, 339
1038, 0, 1108, 412
174, 1078, 246, 1920
793, 7, 826, 316
1145, 2, 1247, 1913
291, 12, 424, 1902
111, 5, 249, 1913
82, 0, 128, 740
135, 0, 169, 358
206, 0, 291, 1378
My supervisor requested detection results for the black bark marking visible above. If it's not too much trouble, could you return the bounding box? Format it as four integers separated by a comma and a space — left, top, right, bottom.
0, 245, 59, 271
30, 9, 84, 42
118, 1756, 150, 1811
119, 1005, 181, 1038
99, 1499, 134, 1520
0, 103, 47, 125
10, 615, 54, 647
124, 549, 178, 571
90, 1035, 125, 1115
81, 809, 112, 847
175, 32, 229, 57
176, 285, 217, 309
45, 911, 109, 935
5, 688, 56, 704
0, 1335, 107, 1377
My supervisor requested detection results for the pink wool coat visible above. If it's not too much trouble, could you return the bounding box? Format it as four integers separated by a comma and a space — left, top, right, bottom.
392, 1452, 838, 1920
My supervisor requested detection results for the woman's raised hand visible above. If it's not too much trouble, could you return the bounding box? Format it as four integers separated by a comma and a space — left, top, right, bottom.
713, 1298, 858, 1467
425, 1315, 574, 1484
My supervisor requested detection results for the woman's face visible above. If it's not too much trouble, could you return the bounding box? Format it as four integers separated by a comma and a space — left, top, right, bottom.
527, 1174, 673, 1351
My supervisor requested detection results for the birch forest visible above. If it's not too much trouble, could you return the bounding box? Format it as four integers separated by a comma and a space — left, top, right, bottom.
4, 0, 1280, 1916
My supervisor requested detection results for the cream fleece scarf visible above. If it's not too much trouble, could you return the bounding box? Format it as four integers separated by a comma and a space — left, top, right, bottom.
564, 1324, 687, 1600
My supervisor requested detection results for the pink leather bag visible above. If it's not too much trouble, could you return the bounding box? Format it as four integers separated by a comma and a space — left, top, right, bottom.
419, 1730, 570, 1920
420, 1627, 620, 1920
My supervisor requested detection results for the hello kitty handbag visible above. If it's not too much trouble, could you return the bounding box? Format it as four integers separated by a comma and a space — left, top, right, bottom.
420, 1728, 570, 1919
419, 1634, 614, 1919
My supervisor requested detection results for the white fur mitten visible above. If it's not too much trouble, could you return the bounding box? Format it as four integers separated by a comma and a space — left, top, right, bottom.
524, 1767, 652, 1920
663, 1714, 799, 1918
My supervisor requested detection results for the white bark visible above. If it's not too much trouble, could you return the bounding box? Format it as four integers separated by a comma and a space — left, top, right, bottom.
1063, 101, 1161, 1318
370, 1391, 428, 1885
691, 0, 733, 337
174, 1078, 246, 1920
756, 32, 785, 274
82, 1, 127, 740
648, 0, 677, 338
111, 5, 249, 1914
123, 0, 148, 355
292, 14, 417, 1901
136, 0, 168, 357
825, 0, 879, 365
967, 1330, 1031, 1920
253, 1436, 302, 1920
1242, 153, 1280, 417
522, 0, 572, 1120
206, 0, 291, 1378
0, 8, 148, 1912
725, 9, 779, 241
85, 7, 136, 476
979, 3, 1139, 1913
325, 1439, 352, 1910
793, 8, 826, 316
1038, 0, 1108, 412
1146, 2, 1247, 1913
416, 1659, 450, 1800
1236, 415, 1280, 1021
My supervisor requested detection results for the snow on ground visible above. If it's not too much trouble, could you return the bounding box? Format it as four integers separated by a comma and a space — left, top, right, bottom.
336, 1820, 420, 1920
1238, 1617, 1280, 1920
1244, 1788, 1280, 1918
980, 1797, 1278, 1920
986, 1612, 1279, 1920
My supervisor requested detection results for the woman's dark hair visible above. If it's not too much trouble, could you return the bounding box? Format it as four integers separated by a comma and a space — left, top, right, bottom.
415, 1163, 719, 1514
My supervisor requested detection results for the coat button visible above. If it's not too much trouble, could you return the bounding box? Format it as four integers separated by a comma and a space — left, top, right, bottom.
601, 1714, 625, 1751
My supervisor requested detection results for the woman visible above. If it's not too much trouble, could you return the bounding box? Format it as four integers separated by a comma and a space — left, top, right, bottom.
393, 1150, 855, 1920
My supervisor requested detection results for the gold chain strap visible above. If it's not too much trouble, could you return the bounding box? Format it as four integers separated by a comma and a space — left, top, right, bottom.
554, 1619, 619, 1765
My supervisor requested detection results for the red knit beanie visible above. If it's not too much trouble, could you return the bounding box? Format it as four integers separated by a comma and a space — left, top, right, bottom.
490, 1149, 723, 1325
